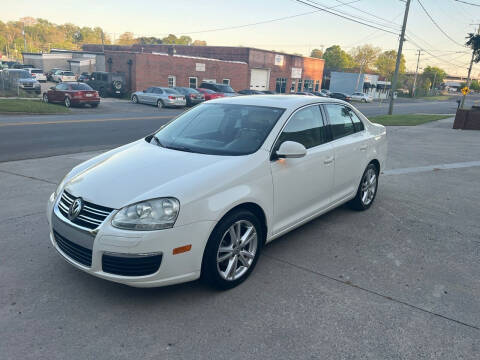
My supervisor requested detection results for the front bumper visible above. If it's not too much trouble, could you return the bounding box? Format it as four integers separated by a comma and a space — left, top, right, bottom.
46, 193, 214, 287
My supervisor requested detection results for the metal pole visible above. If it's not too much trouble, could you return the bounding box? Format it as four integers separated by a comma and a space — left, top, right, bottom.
388, 0, 411, 115
431, 72, 437, 94
460, 25, 480, 109
412, 49, 421, 97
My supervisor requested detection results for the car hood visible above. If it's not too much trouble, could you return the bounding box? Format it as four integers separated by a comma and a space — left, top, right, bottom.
64, 139, 250, 209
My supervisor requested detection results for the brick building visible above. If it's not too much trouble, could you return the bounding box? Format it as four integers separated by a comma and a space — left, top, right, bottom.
83, 44, 325, 93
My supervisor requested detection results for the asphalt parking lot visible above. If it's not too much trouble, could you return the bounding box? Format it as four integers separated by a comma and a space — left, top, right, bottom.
1, 117, 480, 359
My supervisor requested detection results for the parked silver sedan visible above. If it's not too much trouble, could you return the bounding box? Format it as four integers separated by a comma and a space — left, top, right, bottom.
131, 87, 186, 108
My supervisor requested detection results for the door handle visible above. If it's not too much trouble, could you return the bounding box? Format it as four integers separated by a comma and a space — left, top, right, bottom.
359, 145, 368, 151
324, 156, 334, 164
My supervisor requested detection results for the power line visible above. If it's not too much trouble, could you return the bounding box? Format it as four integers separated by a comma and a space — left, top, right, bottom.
454, 0, 480, 7
406, 36, 471, 68
294, 0, 400, 35
417, 0, 466, 47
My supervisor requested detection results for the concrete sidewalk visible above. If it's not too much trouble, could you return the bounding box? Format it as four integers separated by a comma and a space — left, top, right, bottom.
1, 118, 480, 359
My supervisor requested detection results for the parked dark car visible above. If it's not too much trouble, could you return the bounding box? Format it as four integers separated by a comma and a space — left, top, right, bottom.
199, 82, 237, 97
238, 89, 264, 95
329, 92, 352, 102
43, 82, 100, 108
260, 90, 276, 94
46, 68, 64, 81
321, 89, 332, 96
295, 91, 316, 96
77, 72, 91, 82
312, 91, 328, 97
172, 87, 204, 106
87, 71, 126, 97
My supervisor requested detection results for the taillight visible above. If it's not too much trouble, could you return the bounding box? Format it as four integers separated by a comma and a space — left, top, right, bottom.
168, 95, 175, 100
73, 91, 83, 97
190, 94, 195, 98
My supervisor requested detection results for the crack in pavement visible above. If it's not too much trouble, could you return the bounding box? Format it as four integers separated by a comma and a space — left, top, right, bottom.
0, 169, 56, 185
264, 254, 480, 331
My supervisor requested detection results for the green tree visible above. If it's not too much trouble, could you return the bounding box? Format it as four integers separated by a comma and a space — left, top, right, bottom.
466, 32, 480, 63
422, 66, 446, 88
310, 48, 323, 58
136, 36, 163, 45
323, 45, 354, 71
375, 50, 406, 80
192, 40, 207, 46
117, 32, 135, 45
349, 44, 381, 72
470, 79, 480, 91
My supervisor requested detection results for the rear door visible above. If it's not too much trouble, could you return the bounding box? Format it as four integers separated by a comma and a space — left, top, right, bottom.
270, 104, 334, 234
323, 103, 369, 203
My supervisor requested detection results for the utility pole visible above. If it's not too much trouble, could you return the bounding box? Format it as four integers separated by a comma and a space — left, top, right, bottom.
460, 24, 480, 109
22, 22, 27, 53
101, 30, 105, 52
411, 49, 421, 97
388, 0, 411, 115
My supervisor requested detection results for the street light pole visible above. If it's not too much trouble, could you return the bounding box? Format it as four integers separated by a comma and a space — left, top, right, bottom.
388, 0, 411, 115
460, 24, 480, 109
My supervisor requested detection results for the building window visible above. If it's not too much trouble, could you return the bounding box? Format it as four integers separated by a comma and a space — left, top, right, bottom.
275, 78, 287, 93
315, 80, 320, 91
304, 79, 314, 91
168, 75, 176, 87
290, 80, 296, 92
222, 79, 230, 85
297, 79, 302, 92
189, 77, 198, 88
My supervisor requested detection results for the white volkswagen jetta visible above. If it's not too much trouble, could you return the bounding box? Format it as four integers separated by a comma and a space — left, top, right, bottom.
46, 95, 387, 289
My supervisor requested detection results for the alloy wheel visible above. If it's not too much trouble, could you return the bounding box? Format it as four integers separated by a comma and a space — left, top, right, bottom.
216, 220, 258, 281
360, 168, 377, 206
64, 97, 71, 108
43, 94, 48, 103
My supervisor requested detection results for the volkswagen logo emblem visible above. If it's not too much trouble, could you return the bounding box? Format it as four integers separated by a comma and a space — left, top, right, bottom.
68, 198, 83, 220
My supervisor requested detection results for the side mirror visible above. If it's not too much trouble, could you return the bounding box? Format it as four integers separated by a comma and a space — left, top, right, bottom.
276, 141, 307, 159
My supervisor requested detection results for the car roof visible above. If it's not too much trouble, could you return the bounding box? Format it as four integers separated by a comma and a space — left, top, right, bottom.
207, 95, 345, 108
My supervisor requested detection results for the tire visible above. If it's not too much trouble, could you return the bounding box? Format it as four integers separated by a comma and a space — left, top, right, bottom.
157, 100, 163, 109
132, 95, 138, 104
90, 103, 98, 108
362, 98, 367, 103
349, 163, 379, 211
64, 97, 71, 108
43, 93, 49, 103
99, 88, 106, 98
202, 209, 263, 290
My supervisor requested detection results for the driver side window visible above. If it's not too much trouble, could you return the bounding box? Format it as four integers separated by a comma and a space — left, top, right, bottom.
276, 105, 327, 150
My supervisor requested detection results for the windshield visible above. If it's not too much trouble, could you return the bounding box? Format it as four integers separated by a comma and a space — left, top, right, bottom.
31, 69, 43, 74
153, 103, 285, 156
17, 70, 32, 78
217, 84, 235, 93
164, 88, 179, 94
70, 83, 93, 90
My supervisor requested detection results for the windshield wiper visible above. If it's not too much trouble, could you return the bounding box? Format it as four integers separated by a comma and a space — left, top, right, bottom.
164, 145, 198, 153
151, 135, 164, 147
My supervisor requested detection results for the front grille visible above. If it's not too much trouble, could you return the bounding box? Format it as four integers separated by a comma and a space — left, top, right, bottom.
54, 230, 92, 267
21, 83, 33, 88
58, 191, 114, 230
102, 254, 162, 276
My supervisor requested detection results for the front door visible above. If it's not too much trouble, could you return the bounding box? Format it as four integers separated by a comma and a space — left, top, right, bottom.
270, 104, 335, 235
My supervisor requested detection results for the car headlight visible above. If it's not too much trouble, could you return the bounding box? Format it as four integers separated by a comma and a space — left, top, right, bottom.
53, 175, 68, 200
112, 198, 180, 231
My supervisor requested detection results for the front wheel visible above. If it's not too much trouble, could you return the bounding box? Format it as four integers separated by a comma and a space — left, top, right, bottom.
64, 97, 71, 108
43, 93, 49, 103
349, 163, 379, 210
132, 95, 138, 104
202, 210, 263, 290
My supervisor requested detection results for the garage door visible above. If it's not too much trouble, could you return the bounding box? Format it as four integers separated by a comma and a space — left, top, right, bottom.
250, 69, 270, 91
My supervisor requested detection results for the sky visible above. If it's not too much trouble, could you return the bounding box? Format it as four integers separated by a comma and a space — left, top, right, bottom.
2, 0, 479, 77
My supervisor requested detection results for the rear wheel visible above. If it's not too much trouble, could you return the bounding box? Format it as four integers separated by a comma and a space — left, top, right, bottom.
64, 97, 71, 108
349, 163, 379, 210
362, 98, 367, 103
42, 93, 49, 103
132, 95, 138, 104
157, 100, 163, 109
99, 88, 106, 98
202, 210, 263, 290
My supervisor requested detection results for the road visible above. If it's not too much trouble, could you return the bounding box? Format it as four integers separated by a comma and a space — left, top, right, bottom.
1, 117, 479, 359
0, 95, 478, 162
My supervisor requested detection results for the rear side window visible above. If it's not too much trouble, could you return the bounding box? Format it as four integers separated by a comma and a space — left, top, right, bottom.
71, 83, 93, 90
348, 110, 365, 132
277, 105, 327, 149
325, 104, 356, 140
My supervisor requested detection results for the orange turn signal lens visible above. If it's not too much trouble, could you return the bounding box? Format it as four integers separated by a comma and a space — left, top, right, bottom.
172, 244, 192, 255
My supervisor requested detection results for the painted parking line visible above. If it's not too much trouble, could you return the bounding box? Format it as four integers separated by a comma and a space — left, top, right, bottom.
0, 115, 174, 127
383, 161, 480, 176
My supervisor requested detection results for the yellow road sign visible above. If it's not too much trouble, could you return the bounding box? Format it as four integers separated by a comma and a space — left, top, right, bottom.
461, 86, 470, 95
